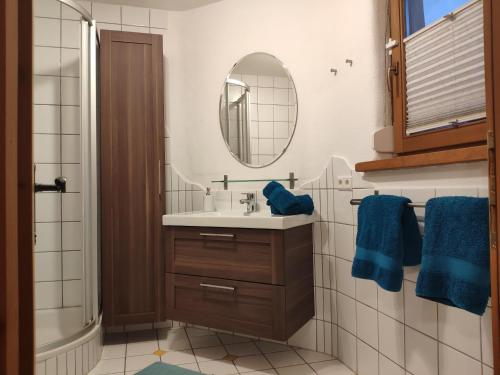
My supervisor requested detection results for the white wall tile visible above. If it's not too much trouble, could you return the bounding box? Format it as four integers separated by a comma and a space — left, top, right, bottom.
62, 164, 81, 193
336, 258, 355, 297
63, 251, 83, 280
405, 327, 438, 375
34, 105, 60, 134
34, 76, 60, 105
334, 223, 354, 261
34, 0, 61, 18
357, 340, 378, 375
355, 279, 377, 309
35, 222, 61, 252
34, 46, 60, 76
334, 190, 353, 225
379, 354, 404, 375
481, 307, 493, 367
404, 281, 438, 338
122, 25, 149, 33
437, 304, 481, 360
62, 222, 82, 250
35, 193, 61, 222
61, 48, 80, 77
92, 3, 121, 24
61, 77, 80, 105
61, 20, 81, 48
338, 328, 357, 372
35, 163, 61, 185
438, 344, 481, 375
378, 313, 404, 366
61, 106, 80, 134
356, 302, 378, 348
337, 293, 356, 334
35, 17, 61, 47
61, 134, 80, 163
378, 287, 404, 322
35, 252, 62, 282
36, 281, 62, 309
62, 193, 81, 221
288, 319, 316, 351
122, 6, 149, 27
34, 134, 60, 163
63, 280, 82, 306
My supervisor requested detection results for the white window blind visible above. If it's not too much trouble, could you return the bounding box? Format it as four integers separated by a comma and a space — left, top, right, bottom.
404, 0, 485, 135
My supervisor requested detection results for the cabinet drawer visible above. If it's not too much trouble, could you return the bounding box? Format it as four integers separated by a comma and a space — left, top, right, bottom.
165, 227, 284, 284
166, 273, 286, 340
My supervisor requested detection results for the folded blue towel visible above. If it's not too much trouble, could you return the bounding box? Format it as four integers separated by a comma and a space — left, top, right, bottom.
263, 181, 314, 216
416, 197, 490, 315
352, 195, 422, 292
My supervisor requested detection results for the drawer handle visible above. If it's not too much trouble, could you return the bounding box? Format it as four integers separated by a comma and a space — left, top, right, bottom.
200, 283, 236, 292
199, 233, 235, 238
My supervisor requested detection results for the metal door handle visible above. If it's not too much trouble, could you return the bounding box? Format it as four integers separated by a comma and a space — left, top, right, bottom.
200, 283, 236, 292
387, 63, 399, 92
199, 233, 235, 238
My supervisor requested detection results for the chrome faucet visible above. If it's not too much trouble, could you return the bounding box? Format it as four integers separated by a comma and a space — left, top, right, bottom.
240, 192, 257, 213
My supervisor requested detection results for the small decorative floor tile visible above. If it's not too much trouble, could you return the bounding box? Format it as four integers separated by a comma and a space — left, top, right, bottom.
153, 349, 167, 357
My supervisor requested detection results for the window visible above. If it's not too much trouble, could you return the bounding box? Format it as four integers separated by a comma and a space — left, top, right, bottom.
389, 0, 487, 153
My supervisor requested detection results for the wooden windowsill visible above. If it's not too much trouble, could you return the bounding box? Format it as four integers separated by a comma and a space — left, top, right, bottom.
355, 145, 488, 172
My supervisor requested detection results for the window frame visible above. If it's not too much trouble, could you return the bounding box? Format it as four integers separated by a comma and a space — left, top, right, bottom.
389, 0, 488, 154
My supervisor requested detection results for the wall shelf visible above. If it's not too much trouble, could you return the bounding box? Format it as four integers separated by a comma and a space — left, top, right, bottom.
355, 145, 488, 172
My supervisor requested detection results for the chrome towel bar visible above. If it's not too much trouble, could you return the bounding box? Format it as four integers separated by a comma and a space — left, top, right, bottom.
349, 199, 425, 208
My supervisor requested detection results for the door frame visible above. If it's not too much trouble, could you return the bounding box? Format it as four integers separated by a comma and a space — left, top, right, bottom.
0, 0, 34, 374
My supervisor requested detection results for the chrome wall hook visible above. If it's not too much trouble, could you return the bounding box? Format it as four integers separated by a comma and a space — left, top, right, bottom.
330, 68, 338, 75
345, 59, 353, 67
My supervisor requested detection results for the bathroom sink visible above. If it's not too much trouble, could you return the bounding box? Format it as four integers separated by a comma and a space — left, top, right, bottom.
162, 210, 315, 230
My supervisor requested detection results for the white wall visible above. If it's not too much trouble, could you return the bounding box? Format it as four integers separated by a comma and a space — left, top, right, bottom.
165, 0, 487, 188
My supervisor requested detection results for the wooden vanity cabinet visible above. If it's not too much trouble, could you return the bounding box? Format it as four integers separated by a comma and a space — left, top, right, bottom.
100, 31, 166, 326
165, 224, 314, 341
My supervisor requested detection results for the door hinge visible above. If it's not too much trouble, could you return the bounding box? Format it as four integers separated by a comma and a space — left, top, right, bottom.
488, 130, 495, 150
490, 230, 497, 250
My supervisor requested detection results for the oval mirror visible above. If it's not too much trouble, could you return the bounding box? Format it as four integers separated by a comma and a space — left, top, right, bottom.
219, 53, 297, 168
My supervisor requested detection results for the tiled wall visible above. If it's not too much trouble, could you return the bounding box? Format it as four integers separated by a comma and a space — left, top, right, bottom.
227, 73, 297, 165
296, 156, 494, 375
34, 0, 86, 347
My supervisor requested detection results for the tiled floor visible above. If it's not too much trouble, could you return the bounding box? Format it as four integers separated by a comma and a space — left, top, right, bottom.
89, 328, 353, 375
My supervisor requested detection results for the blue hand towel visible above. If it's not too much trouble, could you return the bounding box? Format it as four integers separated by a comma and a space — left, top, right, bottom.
415, 197, 490, 315
263, 181, 314, 215
352, 195, 422, 292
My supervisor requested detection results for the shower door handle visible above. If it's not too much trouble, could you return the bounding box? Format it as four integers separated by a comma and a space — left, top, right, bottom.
35, 176, 67, 193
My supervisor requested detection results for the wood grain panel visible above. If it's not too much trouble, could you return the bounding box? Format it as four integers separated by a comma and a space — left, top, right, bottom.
101, 31, 165, 326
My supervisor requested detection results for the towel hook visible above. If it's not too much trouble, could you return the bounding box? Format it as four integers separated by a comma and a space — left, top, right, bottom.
330, 68, 338, 75
345, 59, 353, 67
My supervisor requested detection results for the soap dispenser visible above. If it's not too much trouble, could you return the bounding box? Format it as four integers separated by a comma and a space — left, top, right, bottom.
204, 187, 215, 212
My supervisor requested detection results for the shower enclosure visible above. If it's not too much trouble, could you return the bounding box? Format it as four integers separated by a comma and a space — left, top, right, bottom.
33, 0, 100, 362
221, 78, 252, 164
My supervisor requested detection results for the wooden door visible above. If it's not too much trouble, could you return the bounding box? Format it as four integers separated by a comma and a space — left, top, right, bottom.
0, 0, 34, 373
485, 0, 500, 372
100, 31, 165, 326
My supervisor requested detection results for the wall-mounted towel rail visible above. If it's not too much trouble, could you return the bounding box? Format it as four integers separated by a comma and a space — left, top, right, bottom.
211, 172, 297, 190
349, 198, 425, 208
349, 190, 426, 208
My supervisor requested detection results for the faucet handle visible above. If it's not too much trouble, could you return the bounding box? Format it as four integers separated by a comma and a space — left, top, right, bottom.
241, 192, 255, 199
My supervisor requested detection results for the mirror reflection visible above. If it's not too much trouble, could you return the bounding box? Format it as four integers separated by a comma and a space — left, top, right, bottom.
220, 53, 297, 167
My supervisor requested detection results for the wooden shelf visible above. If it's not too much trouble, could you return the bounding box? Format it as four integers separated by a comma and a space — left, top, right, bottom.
355, 145, 488, 172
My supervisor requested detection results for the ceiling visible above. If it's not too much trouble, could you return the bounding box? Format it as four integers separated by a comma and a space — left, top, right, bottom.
95, 0, 224, 11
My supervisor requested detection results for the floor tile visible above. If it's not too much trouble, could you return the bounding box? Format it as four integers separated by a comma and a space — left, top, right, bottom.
255, 341, 291, 354
186, 327, 216, 338
101, 344, 126, 359
89, 358, 125, 375
198, 360, 239, 375
295, 348, 335, 363
310, 360, 354, 374
125, 354, 160, 372
225, 342, 260, 357
179, 362, 201, 372
244, 370, 278, 375
190, 334, 222, 349
194, 346, 228, 362
161, 349, 197, 365
127, 340, 159, 356
218, 333, 253, 345
265, 351, 304, 368
275, 364, 316, 375
235, 354, 273, 373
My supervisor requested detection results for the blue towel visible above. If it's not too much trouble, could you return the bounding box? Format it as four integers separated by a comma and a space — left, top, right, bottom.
352, 195, 422, 292
263, 181, 314, 215
415, 197, 490, 315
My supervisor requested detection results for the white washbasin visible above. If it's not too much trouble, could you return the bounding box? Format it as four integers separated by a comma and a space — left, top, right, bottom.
162, 210, 315, 230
